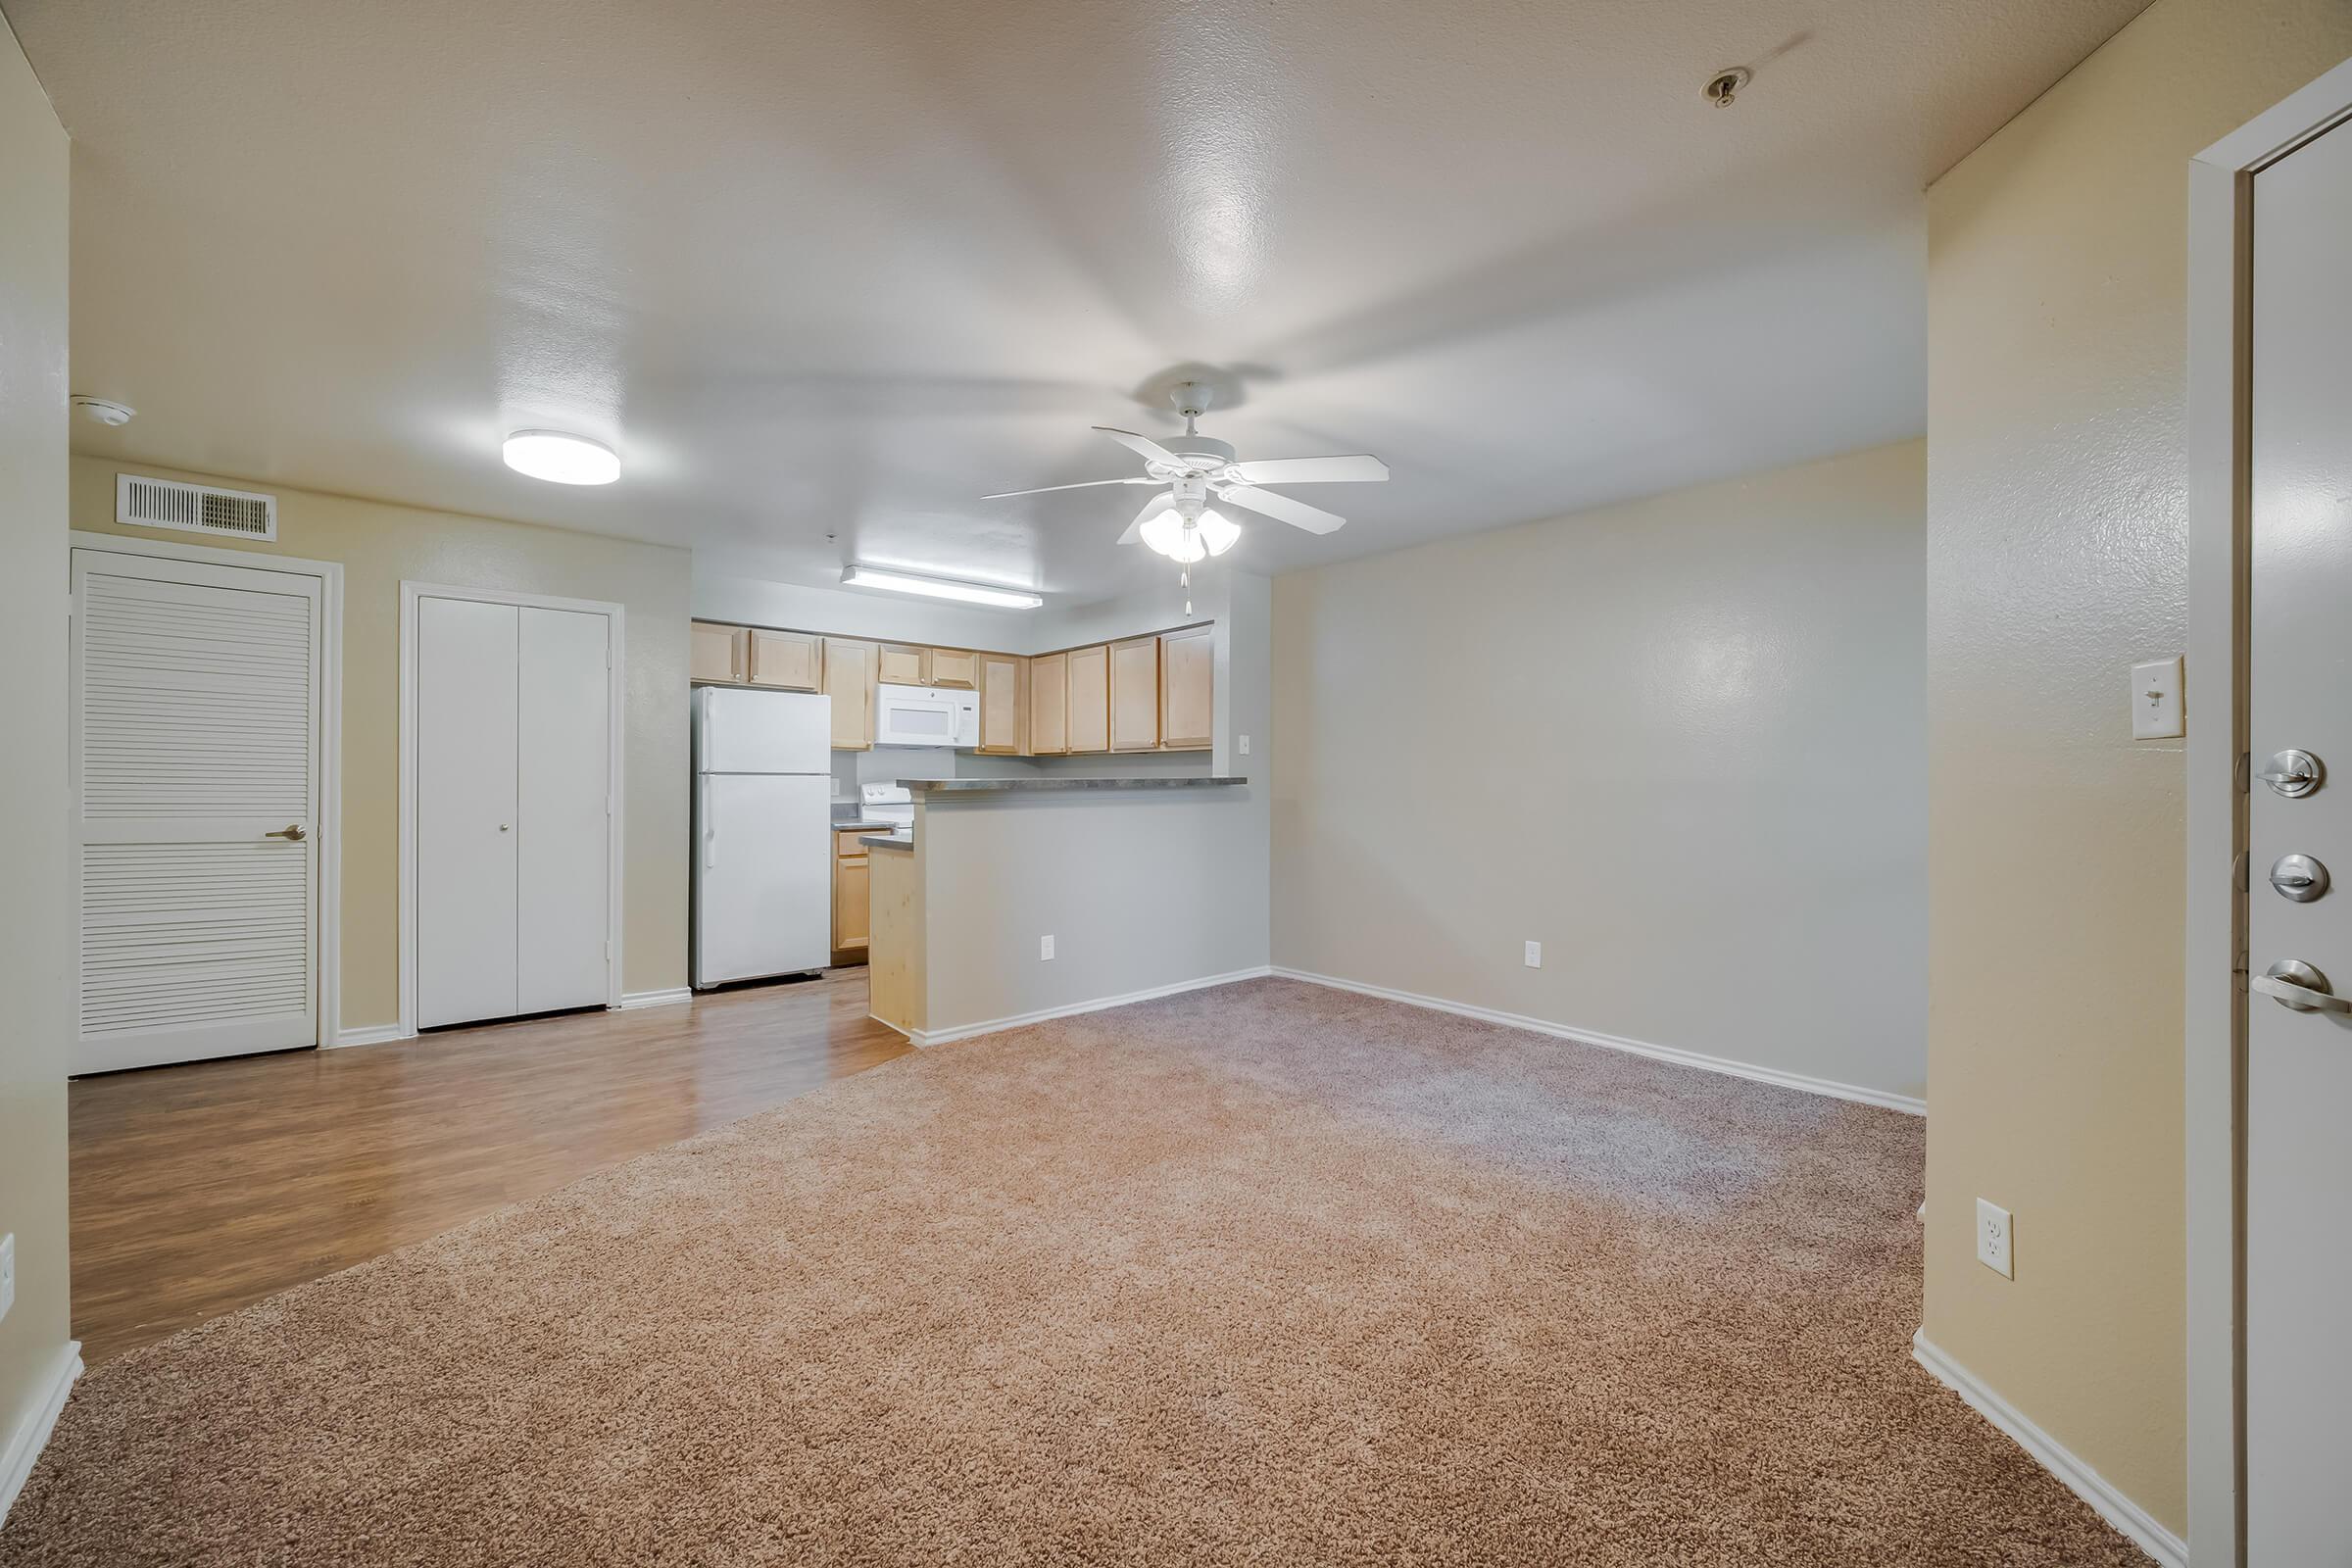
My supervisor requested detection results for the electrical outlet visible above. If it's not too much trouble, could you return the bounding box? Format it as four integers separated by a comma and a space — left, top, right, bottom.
1238, 734, 1250, 757
0, 1233, 14, 1325
1976, 1199, 2013, 1279
1040, 934, 1054, 961
1524, 940, 1542, 968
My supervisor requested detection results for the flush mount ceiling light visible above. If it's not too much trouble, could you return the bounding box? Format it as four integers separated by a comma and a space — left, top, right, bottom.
842, 565, 1043, 610
502, 429, 620, 485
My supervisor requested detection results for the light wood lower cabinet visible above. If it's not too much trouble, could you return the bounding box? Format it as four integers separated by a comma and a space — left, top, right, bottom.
978, 652, 1025, 754
833, 830, 870, 957
690, 621, 746, 683
748, 628, 820, 691
1029, 651, 1068, 754
1066, 644, 1109, 754
1158, 623, 1213, 750
930, 648, 980, 690
823, 638, 878, 750
1109, 635, 1160, 751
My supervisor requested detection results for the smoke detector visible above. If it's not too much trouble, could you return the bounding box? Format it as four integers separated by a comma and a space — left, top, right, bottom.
73, 396, 135, 426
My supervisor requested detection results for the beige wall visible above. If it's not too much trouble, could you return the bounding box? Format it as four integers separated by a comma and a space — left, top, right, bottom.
912, 786, 1271, 1036
69, 459, 693, 1028
0, 12, 77, 1508
1272, 440, 1927, 1102
1923, 0, 2352, 1538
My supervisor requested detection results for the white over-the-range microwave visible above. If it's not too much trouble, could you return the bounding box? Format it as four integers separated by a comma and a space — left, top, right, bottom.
874, 682, 980, 749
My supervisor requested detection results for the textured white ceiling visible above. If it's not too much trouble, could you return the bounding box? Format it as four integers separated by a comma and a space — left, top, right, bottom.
12, 0, 2143, 604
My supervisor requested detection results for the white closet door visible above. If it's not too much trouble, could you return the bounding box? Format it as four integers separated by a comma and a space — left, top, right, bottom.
72, 551, 321, 1072
516, 606, 611, 1013
416, 597, 519, 1028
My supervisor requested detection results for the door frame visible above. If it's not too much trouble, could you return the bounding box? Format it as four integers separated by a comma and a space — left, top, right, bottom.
67, 529, 345, 1050
397, 582, 627, 1038
2184, 55, 2352, 1568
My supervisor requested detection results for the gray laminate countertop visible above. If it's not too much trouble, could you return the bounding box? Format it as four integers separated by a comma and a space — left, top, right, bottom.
899, 776, 1247, 795
860, 834, 913, 851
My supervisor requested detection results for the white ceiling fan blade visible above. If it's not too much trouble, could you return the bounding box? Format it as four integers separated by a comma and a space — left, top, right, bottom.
1093, 426, 1188, 468
1118, 491, 1171, 545
1226, 454, 1390, 485
982, 476, 1157, 500
1220, 484, 1346, 535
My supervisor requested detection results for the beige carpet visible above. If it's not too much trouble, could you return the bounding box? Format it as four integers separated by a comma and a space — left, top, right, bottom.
3, 978, 2150, 1566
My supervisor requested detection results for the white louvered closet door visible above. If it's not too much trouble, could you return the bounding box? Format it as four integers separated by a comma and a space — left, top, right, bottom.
72, 551, 321, 1072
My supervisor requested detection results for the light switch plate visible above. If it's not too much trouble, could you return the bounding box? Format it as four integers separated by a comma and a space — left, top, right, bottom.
1039, 934, 1054, 961
1238, 734, 1250, 757
1524, 940, 1542, 968
2131, 657, 2184, 739
0, 1232, 13, 1325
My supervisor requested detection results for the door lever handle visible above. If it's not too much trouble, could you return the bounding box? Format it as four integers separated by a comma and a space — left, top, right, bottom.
265, 824, 307, 842
2252, 968, 2352, 1013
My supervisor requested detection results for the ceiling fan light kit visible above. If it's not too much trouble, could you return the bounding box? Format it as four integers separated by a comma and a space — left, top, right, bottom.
985, 377, 1388, 596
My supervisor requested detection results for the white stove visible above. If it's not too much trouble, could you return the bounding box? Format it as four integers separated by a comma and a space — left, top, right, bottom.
859, 782, 914, 841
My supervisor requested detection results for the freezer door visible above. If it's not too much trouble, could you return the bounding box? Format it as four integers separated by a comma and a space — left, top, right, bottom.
692, 771, 833, 986
696, 686, 833, 775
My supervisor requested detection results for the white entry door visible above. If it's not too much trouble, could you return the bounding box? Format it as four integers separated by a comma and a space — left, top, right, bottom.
2244, 114, 2352, 1563
71, 550, 322, 1072
414, 594, 613, 1029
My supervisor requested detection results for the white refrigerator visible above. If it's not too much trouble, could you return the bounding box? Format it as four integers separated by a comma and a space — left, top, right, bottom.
692, 687, 834, 988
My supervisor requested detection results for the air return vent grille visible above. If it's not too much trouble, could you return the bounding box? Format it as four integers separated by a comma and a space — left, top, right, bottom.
116, 473, 278, 541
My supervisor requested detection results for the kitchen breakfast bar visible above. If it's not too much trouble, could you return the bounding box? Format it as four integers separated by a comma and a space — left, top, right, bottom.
865, 775, 1259, 1046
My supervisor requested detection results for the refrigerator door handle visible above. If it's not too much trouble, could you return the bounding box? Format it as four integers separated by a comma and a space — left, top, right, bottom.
702, 775, 716, 869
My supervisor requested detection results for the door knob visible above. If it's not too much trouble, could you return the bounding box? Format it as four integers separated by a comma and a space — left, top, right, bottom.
264, 824, 306, 842
2252, 958, 2352, 1013
2270, 854, 2329, 902
2258, 750, 2324, 798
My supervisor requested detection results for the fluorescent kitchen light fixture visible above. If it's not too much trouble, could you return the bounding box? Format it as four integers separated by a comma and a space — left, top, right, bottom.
503, 429, 620, 485
842, 565, 1043, 610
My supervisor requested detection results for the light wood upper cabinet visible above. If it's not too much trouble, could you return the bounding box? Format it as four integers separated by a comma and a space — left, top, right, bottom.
1159, 624, 1213, 750
1109, 635, 1160, 752
823, 637, 878, 750
1029, 651, 1068, 755
877, 644, 930, 687
1066, 645, 1109, 754
930, 648, 980, 690
690, 621, 746, 684
747, 628, 820, 691
978, 653, 1025, 754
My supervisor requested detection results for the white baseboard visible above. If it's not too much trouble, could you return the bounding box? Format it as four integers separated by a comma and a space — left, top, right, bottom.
1910, 1330, 2184, 1567
326, 1022, 415, 1050
907, 966, 1274, 1048
0, 1342, 81, 1528
613, 988, 691, 1011
1268, 967, 1926, 1115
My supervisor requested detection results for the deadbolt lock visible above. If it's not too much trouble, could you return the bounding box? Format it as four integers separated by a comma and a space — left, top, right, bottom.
2270, 854, 2329, 902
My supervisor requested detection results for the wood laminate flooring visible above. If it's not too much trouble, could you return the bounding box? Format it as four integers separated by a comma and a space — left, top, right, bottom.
69, 969, 910, 1366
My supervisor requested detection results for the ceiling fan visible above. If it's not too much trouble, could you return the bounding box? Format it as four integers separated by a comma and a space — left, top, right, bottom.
983, 380, 1389, 572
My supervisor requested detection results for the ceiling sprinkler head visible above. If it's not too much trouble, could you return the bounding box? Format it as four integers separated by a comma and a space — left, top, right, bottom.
73, 395, 134, 426
1704, 67, 1751, 108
